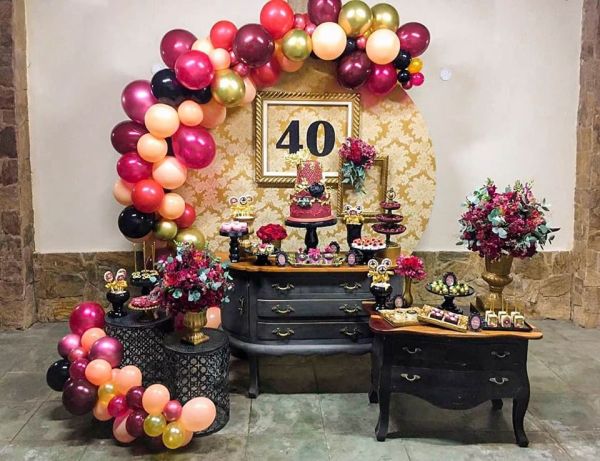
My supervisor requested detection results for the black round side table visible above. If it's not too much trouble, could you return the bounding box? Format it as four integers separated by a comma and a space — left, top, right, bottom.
105, 309, 173, 386
163, 328, 230, 436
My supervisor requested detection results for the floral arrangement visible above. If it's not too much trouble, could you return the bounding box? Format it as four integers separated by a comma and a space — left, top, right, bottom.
339, 138, 377, 194
257, 223, 288, 243
253, 243, 275, 256
395, 255, 426, 281
284, 148, 311, 168
156, 242, 232, 313
458, 179, 558, 260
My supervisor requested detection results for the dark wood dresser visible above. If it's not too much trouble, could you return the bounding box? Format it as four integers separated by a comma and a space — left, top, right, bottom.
221, 261, 400, 397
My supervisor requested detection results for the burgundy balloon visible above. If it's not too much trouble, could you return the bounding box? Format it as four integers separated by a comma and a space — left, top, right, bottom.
69, 358, 89, 381
57, 333, 81, 358
367, 63, 398, 96
126, 409, 148, 438
172, 126, 217, 170
163, 400, 183, 422
396, 22, 430, 57
174, 203, 196, 229
88, 336, 123, 368
62, 379, 98, 416
160, 29, 197, 68
108, 395, 129, 418
116, 152, 153, 183
69, 302, 105, 336
307, 0, 342, 25
174, 50, 215, 90
337, 51, 372, 90
111, 121, 147, 154
126, 386, 145, 410
121, 80, 157, 124
250, 57, 281, 88
233, 24, 275, 68
67, 347, 86, 363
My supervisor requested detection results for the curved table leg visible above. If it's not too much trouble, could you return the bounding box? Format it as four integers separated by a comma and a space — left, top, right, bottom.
513, 387, 530, 447
248, 354, 260, 399
491, 399, 503, 411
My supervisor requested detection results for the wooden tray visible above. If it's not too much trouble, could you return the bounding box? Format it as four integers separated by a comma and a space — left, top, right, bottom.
417, 305, 468, 332
379, 308, 421, 328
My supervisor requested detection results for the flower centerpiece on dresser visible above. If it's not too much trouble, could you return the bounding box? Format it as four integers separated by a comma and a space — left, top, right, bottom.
394, 255, 426, 307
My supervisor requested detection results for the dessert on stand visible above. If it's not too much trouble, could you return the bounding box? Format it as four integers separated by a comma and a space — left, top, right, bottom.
229, 194, 256, 260
104, 268, 130, 318
373, 188, 406, 261
219, 220, 249, 263
426, 272, 475, 314
351, 237, 386, 264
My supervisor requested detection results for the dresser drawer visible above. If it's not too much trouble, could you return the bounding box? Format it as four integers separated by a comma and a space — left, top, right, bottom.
255, 273, 370, 299
257, 299, 368, 319
257, 321, 372, 342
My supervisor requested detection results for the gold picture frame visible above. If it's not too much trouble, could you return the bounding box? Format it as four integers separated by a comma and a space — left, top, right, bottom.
254, 91, 361, 188
337, 156, 389, 220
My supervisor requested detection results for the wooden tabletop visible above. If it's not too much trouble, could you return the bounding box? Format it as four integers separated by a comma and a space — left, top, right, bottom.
228, 259, 374, 273
364, 302, 543, 340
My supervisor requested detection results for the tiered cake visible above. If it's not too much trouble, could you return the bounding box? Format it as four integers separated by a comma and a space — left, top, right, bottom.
287, 160, 336, 223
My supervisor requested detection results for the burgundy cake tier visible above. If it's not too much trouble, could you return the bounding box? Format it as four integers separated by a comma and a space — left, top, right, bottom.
287, 160, 336, 223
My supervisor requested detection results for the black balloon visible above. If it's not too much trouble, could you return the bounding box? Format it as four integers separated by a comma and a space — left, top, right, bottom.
341, 38, 357, 58
118, 206, 156, 240
393, 49, 412, 70
46, 359, 70, 392
187, 86, 212, 104
151, 69, 187, 106
62, 379, 98, 416
397, 69, 412, 84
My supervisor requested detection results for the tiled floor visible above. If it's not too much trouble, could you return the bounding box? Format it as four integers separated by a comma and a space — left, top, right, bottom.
0, 320, 599, 460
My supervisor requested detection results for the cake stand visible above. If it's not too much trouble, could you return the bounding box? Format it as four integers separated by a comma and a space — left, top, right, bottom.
425, 284, 475, 314
285, 218, 337, 250
372, 189, 406, 260
220, 229, 249, 263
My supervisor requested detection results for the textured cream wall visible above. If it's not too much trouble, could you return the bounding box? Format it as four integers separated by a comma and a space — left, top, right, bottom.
26, 0, 582, 252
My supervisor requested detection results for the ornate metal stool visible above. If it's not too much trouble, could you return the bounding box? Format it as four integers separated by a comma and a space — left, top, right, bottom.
105, 309, 172, 386
163, 328, 230, 436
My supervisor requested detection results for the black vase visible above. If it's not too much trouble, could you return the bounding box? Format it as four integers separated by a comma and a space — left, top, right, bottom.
255, 254, 271, 266
346, 224, 363, 249
106, 291, 130, 318
370, 284, 393, 311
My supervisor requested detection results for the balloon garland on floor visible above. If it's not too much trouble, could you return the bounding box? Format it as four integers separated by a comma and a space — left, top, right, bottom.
46, 302, 217, 450
112, 0, 430, 243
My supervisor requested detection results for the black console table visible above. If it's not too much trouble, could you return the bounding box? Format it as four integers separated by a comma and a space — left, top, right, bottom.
366, 302, 543, 446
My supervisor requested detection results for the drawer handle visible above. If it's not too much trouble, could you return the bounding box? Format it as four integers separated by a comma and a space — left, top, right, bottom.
237, 297, 246, 315
339, 304, 362, 315
491, 351, 511, 359
402, 346, 422, 355
272, 283, 295, 292
339, 282, 362, 292
489, 377, 509, 385
340, 327, 362, 340
400, 373, 421, 382
272, 328, 295, 338
271, 305, 295, 315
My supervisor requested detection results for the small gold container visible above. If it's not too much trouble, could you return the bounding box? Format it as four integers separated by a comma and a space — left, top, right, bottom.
182, 311, 209, 345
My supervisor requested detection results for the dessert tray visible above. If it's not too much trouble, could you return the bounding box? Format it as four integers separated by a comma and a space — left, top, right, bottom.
417, 305, 469, 332
379, 307, 422, 327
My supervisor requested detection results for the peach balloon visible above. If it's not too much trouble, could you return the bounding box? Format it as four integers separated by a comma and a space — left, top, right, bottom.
366, 28, 400, 65
206, 307, 222, 328
159, 193, 186, 220
279, 55, 304, 72
85, 359, 113, 386
180, 397, 216, 432
93, 402, 112, 422
113, 413, 136, 443
81, 328, 106, 353
200, 100, 227, 129
115, 365, 143, 395
137, 133, 168, 163
209, 48, 231, 70
142, 384, 171, 415
181, 429, 194, 447
311, 22, 346, 60
144, 103, 180, 138
178, 100, 204, 127
113, 179, 133, 206
192, 37, 215, 54
111, 368, 120, 382
242, 78, 257, 104
152, 157, 188, 190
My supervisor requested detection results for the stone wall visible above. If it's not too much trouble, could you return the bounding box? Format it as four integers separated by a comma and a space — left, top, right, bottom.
0, 0, 35, 329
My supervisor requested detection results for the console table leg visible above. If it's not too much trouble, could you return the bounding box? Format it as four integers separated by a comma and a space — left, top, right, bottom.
491, 399, 503, 411
248, 354, 260, 399
513, 394, 530, 447
369, 337, 381, 404
375, 339, 391, 441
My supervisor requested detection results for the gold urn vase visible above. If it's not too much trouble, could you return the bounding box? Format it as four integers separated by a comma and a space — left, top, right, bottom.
402, 277, 414, 307
182, 311, 209, 345
480, 255, 514, 312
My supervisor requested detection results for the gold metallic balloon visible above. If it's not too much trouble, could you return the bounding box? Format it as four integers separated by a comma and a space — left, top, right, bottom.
98, 382, 116, 405
144, 414, 167, 437
407, 57, 424, 74
154, 220, 178, 241
211, 70, 245, 108
282, 29, 312, 62
338, 0, 373, 38
371, 3, 400, 31
173, 227, 206, 250
162, 421, 186, 450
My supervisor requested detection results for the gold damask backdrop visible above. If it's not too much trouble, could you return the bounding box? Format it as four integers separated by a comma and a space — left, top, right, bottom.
178, 60, 436, 254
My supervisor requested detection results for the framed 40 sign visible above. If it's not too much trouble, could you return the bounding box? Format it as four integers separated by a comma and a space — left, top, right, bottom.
254, 91, 360, 187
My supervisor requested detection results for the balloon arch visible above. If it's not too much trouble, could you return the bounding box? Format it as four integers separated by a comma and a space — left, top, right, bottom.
112, 0, 430, 245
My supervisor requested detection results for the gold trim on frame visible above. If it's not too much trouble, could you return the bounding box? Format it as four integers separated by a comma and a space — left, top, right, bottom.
337, 156, 389, 219
254, 91, 361, 188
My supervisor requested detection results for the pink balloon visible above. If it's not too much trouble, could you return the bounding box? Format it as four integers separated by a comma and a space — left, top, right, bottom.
69, 302, 105, 336
69, 358, 89, 380
294, 13, 307, 30
180, 397, 216, 432
161, 29, 197, 68
89, 336, 124, 368
410, 72, 425, 86
108, 395, 130, 418
175, 51, 215, 90
113, 412, 136, 444
111, 121, 147, 154
68, 347, 87, 363
58, 333, 81, 358
117, 152, 153, 183
206, 307, 222, 328
172, 126, 217, 169
121, 80, 157, 124
396, 22, 430, 57
366, 64, 398, 96
163, 400, 183, 422
307, 0, 342, 25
